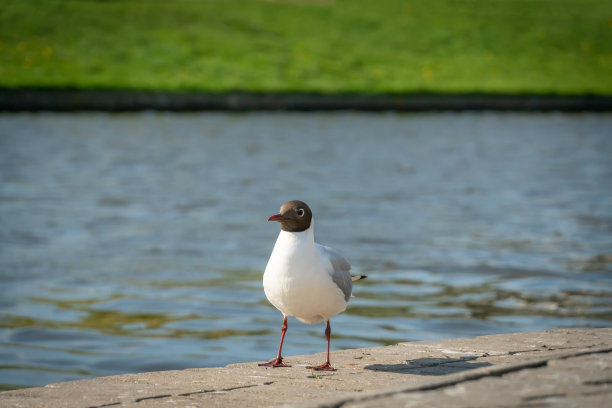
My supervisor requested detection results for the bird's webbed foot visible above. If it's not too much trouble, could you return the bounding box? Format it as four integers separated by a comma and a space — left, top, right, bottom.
306, 362, 335, 371
259, 357, 291, 368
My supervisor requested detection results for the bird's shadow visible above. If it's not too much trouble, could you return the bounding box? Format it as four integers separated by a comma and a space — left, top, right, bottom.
365, 356, 491, 376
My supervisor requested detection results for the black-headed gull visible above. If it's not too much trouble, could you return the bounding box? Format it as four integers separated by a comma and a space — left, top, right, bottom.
259, 200, 365, 371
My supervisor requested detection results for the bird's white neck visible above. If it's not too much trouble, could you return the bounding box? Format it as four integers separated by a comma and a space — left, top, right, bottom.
278, 218, 314, 244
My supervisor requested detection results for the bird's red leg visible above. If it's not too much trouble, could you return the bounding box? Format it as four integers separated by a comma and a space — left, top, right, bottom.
259, 316, 291, 367
307, 320, 335, 371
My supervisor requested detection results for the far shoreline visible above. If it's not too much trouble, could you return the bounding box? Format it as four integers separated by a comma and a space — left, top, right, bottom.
1, 89, 611, 112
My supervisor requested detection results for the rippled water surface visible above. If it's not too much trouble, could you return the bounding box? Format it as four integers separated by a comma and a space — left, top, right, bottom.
1, 112, 611, 390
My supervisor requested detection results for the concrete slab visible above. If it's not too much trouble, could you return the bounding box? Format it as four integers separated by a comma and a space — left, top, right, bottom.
1, 328, 610, 407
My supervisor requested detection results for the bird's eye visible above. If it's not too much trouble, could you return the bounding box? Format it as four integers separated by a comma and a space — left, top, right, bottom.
297, 208, 304, 217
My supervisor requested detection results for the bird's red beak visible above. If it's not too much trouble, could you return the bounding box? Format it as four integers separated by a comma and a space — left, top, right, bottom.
268, 214, 284, 222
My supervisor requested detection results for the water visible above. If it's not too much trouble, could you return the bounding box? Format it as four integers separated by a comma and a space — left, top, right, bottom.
0, 112, 611, 390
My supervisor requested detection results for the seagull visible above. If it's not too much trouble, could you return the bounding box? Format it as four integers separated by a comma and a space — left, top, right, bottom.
259, 200, 365, 371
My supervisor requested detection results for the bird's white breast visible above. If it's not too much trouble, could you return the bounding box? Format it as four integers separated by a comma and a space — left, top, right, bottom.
263, 225, 348, 324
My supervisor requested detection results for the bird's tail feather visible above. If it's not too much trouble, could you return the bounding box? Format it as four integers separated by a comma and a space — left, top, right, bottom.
351, 275, 367, 282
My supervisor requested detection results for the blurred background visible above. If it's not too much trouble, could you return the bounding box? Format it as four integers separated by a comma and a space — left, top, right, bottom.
1, 0, 611, 391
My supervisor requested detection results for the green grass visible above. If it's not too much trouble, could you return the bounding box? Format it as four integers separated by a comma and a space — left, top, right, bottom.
1, 0, 611, 94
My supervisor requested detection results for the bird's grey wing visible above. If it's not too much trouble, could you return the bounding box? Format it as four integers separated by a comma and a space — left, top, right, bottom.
316, 244, 352, 302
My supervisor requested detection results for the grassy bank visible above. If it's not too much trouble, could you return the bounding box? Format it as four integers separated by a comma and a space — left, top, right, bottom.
1, 0, 611, 94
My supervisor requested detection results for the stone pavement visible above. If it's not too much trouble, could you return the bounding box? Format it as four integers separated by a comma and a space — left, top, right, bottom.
2, 328, 610, 407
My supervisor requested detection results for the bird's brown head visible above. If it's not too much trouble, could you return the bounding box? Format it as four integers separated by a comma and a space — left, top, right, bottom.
269, 200, 312, 232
